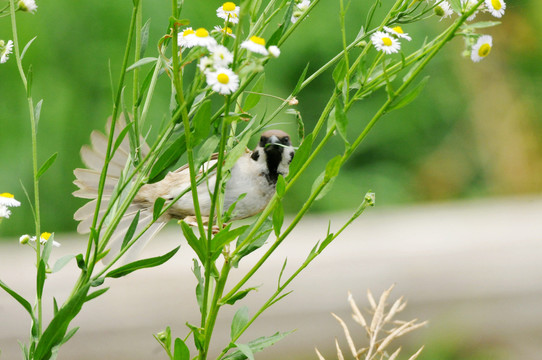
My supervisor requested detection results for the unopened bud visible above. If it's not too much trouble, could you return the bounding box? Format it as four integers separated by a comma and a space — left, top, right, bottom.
19, 234, 31, 245
365, 192, 376, 206
288, 97, 299, 106
434, 5, 445, 17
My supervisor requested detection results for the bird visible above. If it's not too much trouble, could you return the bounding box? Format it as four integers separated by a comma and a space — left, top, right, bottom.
72, 119, 295, 261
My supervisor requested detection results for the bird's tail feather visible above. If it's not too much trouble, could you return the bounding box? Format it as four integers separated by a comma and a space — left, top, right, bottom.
73, 116, 165, 264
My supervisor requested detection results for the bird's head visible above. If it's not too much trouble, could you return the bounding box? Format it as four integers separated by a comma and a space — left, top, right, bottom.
251, 130, 295, 183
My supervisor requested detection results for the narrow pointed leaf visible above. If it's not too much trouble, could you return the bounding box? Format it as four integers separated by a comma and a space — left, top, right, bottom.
105, 246, 180, 278
52, 255, 75, 273
389, 76, 430, 112
0, 279, 34, 317
121, 211, 141, 250
153, 197, 166, 221
37, 152, 57, 179
231, 306, 249, 340
126, 57, 158, 72
21, 36, 37, 60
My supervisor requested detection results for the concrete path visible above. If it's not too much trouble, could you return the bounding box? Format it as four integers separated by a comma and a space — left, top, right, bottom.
1, 196, 541, 359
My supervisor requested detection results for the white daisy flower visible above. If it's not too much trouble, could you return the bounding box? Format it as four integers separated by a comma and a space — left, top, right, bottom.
206, 68, 239, 95
434, 1, 454, 20
485, 0, 506, 18
178, 27, 197, 48
471, 35, 492, 62
0, 205, 11, 219
216, 2, 240, 24
461, 0, 479, 21
291, 0, 311, 23
0, 193, 21, 207
371, 31, 401, 54
18, 0, 37, 13
297, 0, 311, 10
20, 232, 61, 247
193, 28, 217, 49
210, 45, 234, 67
0, 40, 14, 64
268, 45, 281, 58
241, 36, 268, 55
198, 56, 214, 73
383, 26, 412, 41
213, 25, 236, 39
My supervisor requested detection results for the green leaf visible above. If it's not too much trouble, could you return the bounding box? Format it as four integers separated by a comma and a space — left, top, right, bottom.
149, 134, 187, 182
389, 76, 429, 112
275, 175, 285, 197
234, 219, 273, 267
223, 331, 293, 360
185, 323, 204, 351
317, 233, 335, 254
196, 135, 220, 167
140, 19, 151, 58
324, 155, 342, 181
85, 287, 109, 302
112, 122, 134, 155
0, 279, 34, 317
286, 133, 313, 180
34, 283, 91, 360
21, 36, 37, 60
36, 152, 57, 180
41, 233, 55, 264
293, 63, 310, 95
121, 211, 141, 250
244, 74, 265, 111
223, 135, 250, 172
192, 260, 204, 312
334, 97, 348, 144
192, 100, 212, 145
231, 306, 249, 341
37, 260, 46, 299
153, 197, 166, 221
52, 256, 74, 274
181, 221, 205, 263
272, 202, 284, 237
211, 225, 250, 260
75, 254, 86, 271
234, 343, 255, 360
173, 338, 190, 360
105, 246, 180, 278
221, 286, 259, 306
333, 58, 347, 86
33, 100, 43, 134
126, 57, 158, 72
462, 20, 501, 29
277, 258, 288, 288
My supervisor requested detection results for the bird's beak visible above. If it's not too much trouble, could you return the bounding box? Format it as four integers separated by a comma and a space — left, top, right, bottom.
268, 135, 280, 145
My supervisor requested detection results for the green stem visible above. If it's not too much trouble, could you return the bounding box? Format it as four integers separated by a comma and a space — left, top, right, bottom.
10, 0, 42, 336
171, 0, 208, 243
85, 1, 140, 265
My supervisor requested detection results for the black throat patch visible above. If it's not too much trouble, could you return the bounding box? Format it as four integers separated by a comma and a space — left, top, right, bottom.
264, 145, 283, 185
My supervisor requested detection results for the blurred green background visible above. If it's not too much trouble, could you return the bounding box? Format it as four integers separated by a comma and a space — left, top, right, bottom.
1, 0, 541, 238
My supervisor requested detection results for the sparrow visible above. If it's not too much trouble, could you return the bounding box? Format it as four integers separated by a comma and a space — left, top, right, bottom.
73, 121, 294, 260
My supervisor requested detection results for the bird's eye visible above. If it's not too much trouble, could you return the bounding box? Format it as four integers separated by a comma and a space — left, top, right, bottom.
281, 137, 290, 144
260, 136, 266, 143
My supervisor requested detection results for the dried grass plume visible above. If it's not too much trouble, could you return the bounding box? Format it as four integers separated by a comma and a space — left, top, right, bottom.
316, 284, 427, 360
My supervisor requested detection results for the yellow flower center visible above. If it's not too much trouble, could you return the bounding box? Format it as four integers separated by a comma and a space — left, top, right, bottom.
250, 36, 266, 46
478, 43, 491, 57
224, 27, 233, 34
382, 37, 393, 46
222, 2, 236, 12
182, 28, 195, 36
41, 232, 51, 240
195, 28, 209, 38
491, 0, 502, 10
392, 26, 404, 34
217, 73, 230, 84
0, 193, 14, 198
